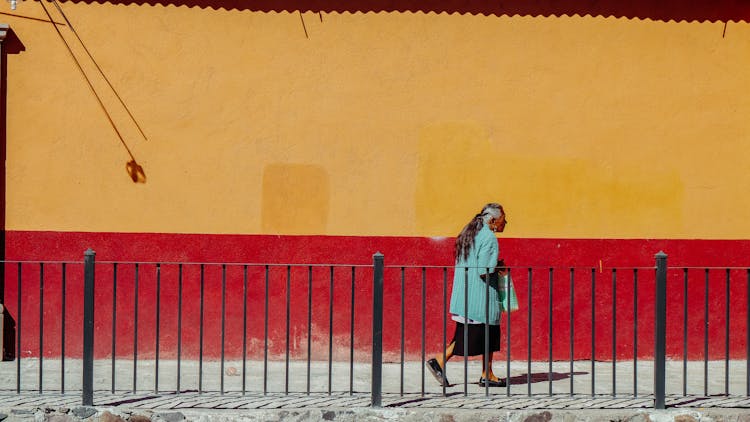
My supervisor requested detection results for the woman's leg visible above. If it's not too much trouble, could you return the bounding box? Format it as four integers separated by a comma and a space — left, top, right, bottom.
427, 339, 455, 386
481, 323, 501, 381
436, 322, 463, 367
435, 340, 455, 368
481, 352, 499, 381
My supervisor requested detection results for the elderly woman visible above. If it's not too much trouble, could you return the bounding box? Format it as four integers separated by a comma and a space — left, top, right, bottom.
427, 203, 508, 388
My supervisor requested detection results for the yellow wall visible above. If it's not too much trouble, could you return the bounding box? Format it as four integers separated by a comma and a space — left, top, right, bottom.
2, 5, 749, 239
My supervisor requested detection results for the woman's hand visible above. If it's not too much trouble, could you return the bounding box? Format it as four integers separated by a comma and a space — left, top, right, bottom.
496, 259, 508, 277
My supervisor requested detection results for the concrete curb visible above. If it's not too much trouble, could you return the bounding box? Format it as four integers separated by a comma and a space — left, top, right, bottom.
1, 406, 750, 422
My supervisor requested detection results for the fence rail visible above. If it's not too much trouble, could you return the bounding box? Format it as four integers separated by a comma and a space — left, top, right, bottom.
1, 250, 749, 410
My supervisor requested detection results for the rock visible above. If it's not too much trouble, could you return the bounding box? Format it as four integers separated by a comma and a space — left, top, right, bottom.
72, 407, 97, 419
625, 413, 650, 422
524, 411, 552, 422
46, 415, 76, 422
674, 415, 699, 422
155, 413, 185, 422
99, 411, 127, 422
438, 414, 456, 422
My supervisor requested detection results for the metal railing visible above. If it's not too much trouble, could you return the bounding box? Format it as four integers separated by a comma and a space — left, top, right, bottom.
1, 250, 749, 410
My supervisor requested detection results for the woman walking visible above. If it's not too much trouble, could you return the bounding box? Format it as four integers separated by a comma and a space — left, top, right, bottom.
427, 202, 508, 387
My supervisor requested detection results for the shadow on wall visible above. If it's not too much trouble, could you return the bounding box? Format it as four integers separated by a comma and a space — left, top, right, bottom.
0, 305, 15, 361
1, 27, 24, 362
54, 0, 750, 22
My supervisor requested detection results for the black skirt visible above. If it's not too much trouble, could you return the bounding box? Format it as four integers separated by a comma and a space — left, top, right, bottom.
452, 322, 501, 356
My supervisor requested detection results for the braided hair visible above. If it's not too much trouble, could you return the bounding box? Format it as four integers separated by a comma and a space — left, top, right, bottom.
455, 203, 504, 262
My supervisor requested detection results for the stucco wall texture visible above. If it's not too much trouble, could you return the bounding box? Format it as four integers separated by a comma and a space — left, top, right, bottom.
2, 3, 750, 362
2, 4, 749, 241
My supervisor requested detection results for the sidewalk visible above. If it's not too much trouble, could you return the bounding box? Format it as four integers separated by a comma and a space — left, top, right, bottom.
2, 359, 750, 421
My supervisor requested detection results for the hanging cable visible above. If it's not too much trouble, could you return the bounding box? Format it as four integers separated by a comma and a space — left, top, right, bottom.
38, 0, 137, 162
50, 0, 149, 142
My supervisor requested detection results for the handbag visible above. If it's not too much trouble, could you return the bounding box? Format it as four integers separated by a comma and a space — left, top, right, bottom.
498, 273, 520, 312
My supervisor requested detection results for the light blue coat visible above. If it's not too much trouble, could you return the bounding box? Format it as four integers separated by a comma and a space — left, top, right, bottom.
448, 224, 501, 325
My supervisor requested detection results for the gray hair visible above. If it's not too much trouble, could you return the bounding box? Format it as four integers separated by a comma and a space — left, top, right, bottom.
480, 203, 503, 224
455, 202, 505, 262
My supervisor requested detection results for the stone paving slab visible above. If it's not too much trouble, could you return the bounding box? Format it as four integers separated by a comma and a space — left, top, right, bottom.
3, 359, 750, 421
5, 359, 748, 397
2, 393, 750, 421
4, 391, 750, 410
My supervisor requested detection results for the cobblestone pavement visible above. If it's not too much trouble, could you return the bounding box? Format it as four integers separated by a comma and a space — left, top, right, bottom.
2, 391, 750, 411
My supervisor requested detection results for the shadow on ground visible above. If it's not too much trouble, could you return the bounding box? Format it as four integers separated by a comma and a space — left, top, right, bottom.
506, 371, 588, 385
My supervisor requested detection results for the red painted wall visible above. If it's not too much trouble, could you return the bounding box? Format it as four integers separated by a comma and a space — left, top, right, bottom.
3, 231, 750, 361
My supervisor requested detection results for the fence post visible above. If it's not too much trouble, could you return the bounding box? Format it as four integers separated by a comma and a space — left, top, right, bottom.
83, 249, 95, 406
371, 252, 384, 407
654, 251, 667, 409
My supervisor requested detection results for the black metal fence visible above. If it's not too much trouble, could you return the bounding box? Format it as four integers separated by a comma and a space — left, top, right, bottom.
1, 250, 749, 410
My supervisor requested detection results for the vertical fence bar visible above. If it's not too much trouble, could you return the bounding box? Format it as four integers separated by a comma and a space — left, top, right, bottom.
747, 268, 750, 397
527, 267, 532, 396
485, 268, 490, 397
704, 268, 709, 396
725, 268, 730, 396
612, 268, 616, 397
134, 263, 139, 394
220, 264, 226, 395
591, 268, 596, 397
328, 266, 334, 396
464, 268, 469, 396
549, 268, 553, 396
634, 268, 639, 397
264, 265, 269, 395
422, 267, 426, 397
16, 263, 21, 394
177, 264, 182, 394
442, 267, 447, 397
39, 263, 43, 394
199, 264, 204, 394
570, 268, 574, 396
242, 265, 248, 395
111, 264, 117, 393
400, 267, 405, 396
61, 263, 66, 394
350, 266, 355, 396
285, 265, 290, 395
506, 267, 511, 397
307, 266, 312, 395
654, 251, 667, 410
372, 253, 384, 408
683, 268, 688, 396
155, 264, 161, 393
82, 249, 95, 406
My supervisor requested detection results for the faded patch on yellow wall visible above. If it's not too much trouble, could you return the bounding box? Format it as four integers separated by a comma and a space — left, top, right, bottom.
416, 123, 503, 234
500, 158, 686, 238
416, 123, 684, 238
262, 164, 329, 234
